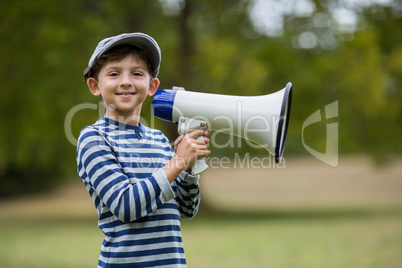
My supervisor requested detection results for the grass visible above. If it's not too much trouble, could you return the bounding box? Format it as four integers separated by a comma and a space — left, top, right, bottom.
0, 208, 401, 267
182, 210, 402, 268
0, 219, 101, 268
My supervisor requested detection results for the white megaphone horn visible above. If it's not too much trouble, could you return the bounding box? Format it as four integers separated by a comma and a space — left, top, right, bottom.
152, 82, 292, 175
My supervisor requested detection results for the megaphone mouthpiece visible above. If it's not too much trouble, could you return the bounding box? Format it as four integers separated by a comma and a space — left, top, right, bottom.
152, 89, 178, 122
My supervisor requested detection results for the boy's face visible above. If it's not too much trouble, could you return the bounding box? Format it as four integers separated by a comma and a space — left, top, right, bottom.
87, 54, 159, 124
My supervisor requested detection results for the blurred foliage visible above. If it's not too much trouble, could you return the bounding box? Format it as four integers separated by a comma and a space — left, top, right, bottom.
0, 0, 401, 196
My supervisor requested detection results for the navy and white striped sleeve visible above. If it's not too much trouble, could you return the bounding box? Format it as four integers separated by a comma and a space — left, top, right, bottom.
172, 172, 201, 219
77, 127, 175, 223
156, 132, 201, 219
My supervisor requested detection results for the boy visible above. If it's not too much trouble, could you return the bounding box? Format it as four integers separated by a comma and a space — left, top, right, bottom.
77, 33, 210, 267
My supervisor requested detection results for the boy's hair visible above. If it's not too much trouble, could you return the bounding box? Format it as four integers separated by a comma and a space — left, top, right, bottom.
88, 45, 154, 81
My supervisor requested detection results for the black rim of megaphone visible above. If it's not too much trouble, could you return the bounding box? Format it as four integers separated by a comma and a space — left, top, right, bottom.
275, 82, 292, 163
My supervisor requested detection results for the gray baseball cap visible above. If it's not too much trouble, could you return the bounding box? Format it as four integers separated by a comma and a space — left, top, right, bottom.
83, 33, 161, 81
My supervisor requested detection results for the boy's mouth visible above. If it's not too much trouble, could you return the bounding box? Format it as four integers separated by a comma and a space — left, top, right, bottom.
116, 92, 136, 98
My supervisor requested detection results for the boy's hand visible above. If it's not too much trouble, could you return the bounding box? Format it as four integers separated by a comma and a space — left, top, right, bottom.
175, 130, 210, 173
164, 130, 210, 182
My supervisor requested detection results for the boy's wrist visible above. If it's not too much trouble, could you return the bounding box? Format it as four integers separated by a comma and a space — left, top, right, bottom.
163, 155, 188, 183
170, 155, 188, 170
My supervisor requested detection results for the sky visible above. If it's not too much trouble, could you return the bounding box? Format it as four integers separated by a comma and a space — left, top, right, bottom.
249, 0, 394, 37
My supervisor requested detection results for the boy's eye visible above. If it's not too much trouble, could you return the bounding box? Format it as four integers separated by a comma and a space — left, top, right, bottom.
109, 72, 119, 77
133, 72, 143, 76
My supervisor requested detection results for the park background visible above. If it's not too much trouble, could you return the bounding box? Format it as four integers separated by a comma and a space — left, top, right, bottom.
0, 0, 401, 267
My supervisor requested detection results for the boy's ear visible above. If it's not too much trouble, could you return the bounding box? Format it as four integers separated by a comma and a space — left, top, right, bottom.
87, 78, 101, 96
147, 78, 160, 97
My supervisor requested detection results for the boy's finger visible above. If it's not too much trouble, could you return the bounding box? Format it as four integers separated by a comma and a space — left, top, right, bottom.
184, 135, 209, 147
187, 129, 208, 139
196, 148, 211, 157
192, 137, 209, 145
175, 134, 184, 144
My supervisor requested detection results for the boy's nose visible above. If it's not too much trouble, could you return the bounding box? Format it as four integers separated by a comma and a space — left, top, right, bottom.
119, 74, 133, 87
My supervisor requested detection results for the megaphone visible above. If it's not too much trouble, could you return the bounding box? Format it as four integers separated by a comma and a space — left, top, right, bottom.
152, 82, 292, 175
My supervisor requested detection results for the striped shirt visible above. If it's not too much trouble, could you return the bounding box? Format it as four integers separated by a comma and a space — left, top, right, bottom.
76, 117, 201, 267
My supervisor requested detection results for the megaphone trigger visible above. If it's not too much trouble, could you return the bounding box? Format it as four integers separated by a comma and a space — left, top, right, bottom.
177, 117, 209, 134
177, 117, 210, 175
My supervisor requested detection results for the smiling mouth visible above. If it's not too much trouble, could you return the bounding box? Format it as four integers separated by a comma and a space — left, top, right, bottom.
116, 92, 136, 97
